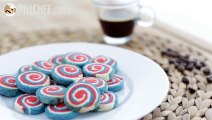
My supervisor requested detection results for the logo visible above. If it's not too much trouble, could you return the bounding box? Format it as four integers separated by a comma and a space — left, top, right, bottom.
4, 3, 16, 16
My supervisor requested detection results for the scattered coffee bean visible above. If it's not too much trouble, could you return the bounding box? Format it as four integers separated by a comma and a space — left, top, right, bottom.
177, 65, 185, 73
192, 59, 197, 66
161, 49, 182, 58
169, 59, 175, 64
164, 49, 180, 58
195, 64, 202, 70
182, 77, 189, 84
200, 61, 206, 67
161, 48, 208, 74
175, 59, 181, 64
202, 67, 211, 76
166, 48, 172, 52
179, 55, 190, 63
167, 52, 179, 58
206, 75, 212, 83
161, 51, 167, 56
188, 85, 197, 94
180, 62, 187, 67
185, 62, 194, 71
189, 87, 196, 94
174, 61, 181, 68
195, 60, 206, 70
183, 55, 190, 60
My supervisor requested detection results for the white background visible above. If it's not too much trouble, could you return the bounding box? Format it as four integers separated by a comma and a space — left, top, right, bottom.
142, 0, 212, 44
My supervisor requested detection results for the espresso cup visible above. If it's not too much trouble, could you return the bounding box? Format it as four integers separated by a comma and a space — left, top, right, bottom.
93, 0, 155, 45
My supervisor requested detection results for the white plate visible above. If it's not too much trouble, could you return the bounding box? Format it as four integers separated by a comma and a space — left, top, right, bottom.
0, 43, 169, 120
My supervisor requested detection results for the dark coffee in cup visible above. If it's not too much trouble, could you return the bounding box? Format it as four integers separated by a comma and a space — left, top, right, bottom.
94, 0, 155, 45
99, 10, 135, 38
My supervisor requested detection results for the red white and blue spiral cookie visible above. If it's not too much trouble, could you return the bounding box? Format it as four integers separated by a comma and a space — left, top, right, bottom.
36, 85, 66, 105
108, 75, 124, 92
63, 52, 91, 68
16, 71, 50, 94
64, 82, 100, 113
45, 103, 79, 120
78, 77, 108, 93
32, 61, 55, 76
95, 91, 118, 112
0, 75, 22, 97
91, 55, 118, 72
18, 65, 33, 74
14, 94, 45, 115
49, 54, 64, 65
83, 63, 115, 81
51, 64, 83, 86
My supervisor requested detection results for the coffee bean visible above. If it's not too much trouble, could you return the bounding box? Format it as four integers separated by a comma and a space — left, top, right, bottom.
180, 62, 187, 67
184, 55, 190, 59
174, 61, 180, 68
169, 59, 175, 64
161, 51, 167, 56
195, 60, 206, 70
179, 55, 190, 63
178, 65, 185, 73
161, 49, 207, 77
202, 67, 211, 76
200, 61, 206, 67
175, 59, 181, 64
185, 62, 194, 71
182, 77, 189, 84
188, 85, 197, 94
166, 48, 172, 52
168, 52, 179, 58
195, 63, 202, 70
164, 49, 180, 58
206, 75, 212, 83
192, 59, 197, 66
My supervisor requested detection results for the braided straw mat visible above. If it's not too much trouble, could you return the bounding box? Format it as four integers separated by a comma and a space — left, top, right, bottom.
0, 27, 212, 120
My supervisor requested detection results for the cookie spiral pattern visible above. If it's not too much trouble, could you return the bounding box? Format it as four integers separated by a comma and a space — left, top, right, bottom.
0, 75, 21, 97
32, 61, 55, 76
63, 52, 91, 67
16, 71, 50, 94
107, 75, 124, 92
51, 64, 83, 86
14, 94, 45, 115
18, 65, 32, 74
36, 85, 66, 104
0, 75, 17, 89
49, 54, 63, 65
78, 77, 108, 93
38, 85, 65, 97
45, 103, 79, 120
91, 55, 118, 72
64, 82, 100, 113
83, 63, 115, 81
96, 91, 118, 111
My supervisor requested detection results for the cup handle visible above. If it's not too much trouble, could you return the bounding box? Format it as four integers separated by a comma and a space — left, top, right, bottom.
137, 5, 156, 27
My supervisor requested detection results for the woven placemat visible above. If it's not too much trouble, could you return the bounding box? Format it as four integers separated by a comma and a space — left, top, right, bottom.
0, 28, 212, 120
